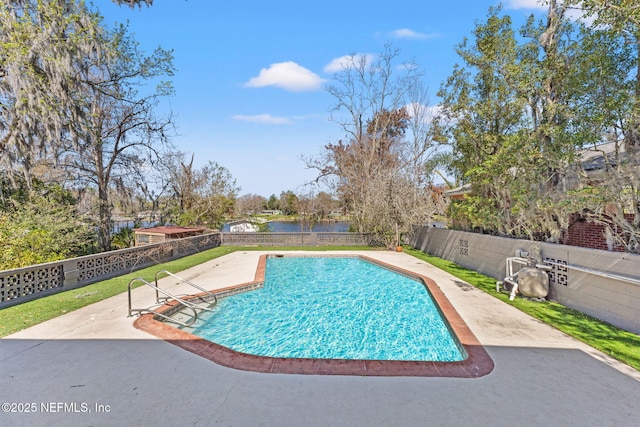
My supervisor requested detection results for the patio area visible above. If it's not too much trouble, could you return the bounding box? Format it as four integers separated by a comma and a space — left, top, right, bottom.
1, 250, 639, 426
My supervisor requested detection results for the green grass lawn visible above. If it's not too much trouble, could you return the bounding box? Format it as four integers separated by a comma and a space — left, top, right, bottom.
403, 246, 640, 372
2, 244, 638, 373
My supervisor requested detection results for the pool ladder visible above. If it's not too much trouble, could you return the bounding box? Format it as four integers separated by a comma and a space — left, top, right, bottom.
127, 270, 218, 327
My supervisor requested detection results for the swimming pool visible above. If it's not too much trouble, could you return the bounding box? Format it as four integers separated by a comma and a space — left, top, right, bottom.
192, 256, 465, 362
134, 253, 494, 377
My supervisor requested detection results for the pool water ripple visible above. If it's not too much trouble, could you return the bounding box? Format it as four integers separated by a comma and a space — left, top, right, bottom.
191, 257, 465, 362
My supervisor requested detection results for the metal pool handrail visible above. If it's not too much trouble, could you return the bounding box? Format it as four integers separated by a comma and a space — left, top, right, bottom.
127, 277, 199, 327
154, 270, 217, 311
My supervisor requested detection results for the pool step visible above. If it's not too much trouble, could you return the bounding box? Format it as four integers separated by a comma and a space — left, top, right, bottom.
128, 272, 217, 329
165, 301, 216, 329
166, 309, 198, 329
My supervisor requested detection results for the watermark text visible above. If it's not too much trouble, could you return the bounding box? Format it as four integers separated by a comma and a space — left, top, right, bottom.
2, 402, 111, 414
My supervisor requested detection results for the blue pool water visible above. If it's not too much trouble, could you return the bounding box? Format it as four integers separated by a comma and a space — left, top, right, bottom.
191, 257, 465, 361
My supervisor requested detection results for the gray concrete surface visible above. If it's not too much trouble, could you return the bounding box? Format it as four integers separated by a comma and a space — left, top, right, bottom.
1, 250, 639, 427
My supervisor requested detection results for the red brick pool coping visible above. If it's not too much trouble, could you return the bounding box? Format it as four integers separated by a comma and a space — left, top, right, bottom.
134, 254, 494, 377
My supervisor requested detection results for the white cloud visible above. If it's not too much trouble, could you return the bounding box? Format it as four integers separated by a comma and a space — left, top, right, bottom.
390, 28, 437, 39
323, 54, 374, 73
244, 62, 325, 92
406, 102, 429, 118
566, 6, 595, 25
503, 1, 594, 25
405, 103, 443, 123
232, 114, 293, 125
503, 0, 546, 10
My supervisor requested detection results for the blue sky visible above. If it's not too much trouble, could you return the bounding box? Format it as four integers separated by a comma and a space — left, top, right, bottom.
97, 0, 547, 197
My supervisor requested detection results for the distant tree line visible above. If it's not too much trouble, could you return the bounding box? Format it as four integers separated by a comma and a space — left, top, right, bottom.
238, 191, 341, 217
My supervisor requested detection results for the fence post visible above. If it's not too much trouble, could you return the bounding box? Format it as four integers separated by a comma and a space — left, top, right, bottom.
62, 259, 79, 288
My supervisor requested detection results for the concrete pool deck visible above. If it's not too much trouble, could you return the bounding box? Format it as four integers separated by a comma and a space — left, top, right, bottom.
1, 250, 639, 426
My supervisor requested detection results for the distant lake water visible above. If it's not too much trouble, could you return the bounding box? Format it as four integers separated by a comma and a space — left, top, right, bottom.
222, 220, 350, 232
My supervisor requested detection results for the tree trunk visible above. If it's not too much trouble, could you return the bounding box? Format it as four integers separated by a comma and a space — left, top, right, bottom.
95, 147, 112, 252
97, 182, 112, 252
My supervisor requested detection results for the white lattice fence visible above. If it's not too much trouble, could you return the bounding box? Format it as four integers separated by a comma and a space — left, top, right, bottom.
0, 233, 222, 308
0, 265, 63, 303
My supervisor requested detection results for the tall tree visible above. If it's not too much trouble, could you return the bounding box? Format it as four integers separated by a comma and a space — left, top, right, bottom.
563, 0, 640, 251
264, 194, 280, 211
536, 0, 577, 179
0, 1, 174, 251
437, 7, 531, 235
437, 4, 579, 240
0, 0, 104, 188
308, 44, 439, 246
167, 154, 240, 229
54, 21, 175, 251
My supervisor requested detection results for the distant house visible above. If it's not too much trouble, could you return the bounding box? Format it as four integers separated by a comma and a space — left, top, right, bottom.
226, 219, 260, 232
576, 141, 631, 182
442, 183, 472, 201
134, 226, 206, 246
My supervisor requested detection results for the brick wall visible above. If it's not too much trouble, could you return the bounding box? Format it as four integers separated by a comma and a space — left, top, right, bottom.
563, 219, 614, 251
563, 214, 634, 252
